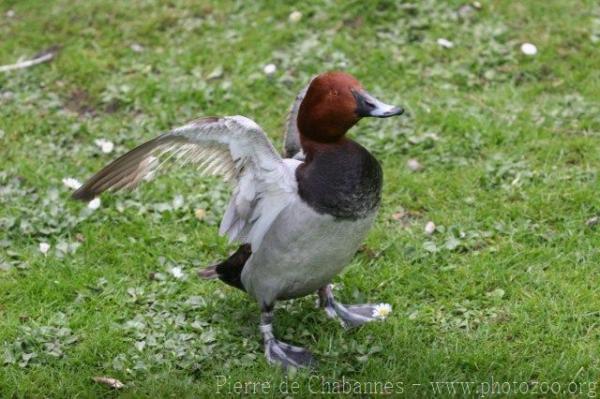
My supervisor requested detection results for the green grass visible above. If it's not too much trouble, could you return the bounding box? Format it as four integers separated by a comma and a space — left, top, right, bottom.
1, 0, 599, 397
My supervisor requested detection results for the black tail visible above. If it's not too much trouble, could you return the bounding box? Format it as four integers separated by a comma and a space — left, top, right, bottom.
198, 244, 251, 291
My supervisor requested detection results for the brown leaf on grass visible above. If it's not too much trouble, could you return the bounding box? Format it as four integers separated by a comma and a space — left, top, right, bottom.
391, 208, 420, 228
93, 376, 125, 389
194, 208, 207, 220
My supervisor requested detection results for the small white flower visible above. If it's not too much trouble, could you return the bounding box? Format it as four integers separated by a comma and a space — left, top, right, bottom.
87, 197, 101, 210
372, 303, 392, 320
39, 242, 50, 255
173, 195, 184, 209
130, 43, 144, 53
520, 42, 537, 56
425, 221, 436, 235
169, 266, 184, 279
94, 138, 114, 154
436, 38, 454, 48
263, 63, 277, 76
406, 158, 423, 172
62, 177, 82, 190
288, 10, 302, 23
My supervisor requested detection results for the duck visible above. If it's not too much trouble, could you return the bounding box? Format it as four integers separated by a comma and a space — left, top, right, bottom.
72, 71, 404, 369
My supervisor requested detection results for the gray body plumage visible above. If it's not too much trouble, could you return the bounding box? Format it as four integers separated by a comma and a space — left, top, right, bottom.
241, 161, 376, 306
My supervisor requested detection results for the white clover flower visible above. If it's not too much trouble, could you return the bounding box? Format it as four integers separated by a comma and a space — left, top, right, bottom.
372, 303, 392, 320
520, 43, 537, 56
62, 177, 82, 190
94, 138, 115, 154
87, 197, 101, 210
436, 38, 454, 48
289, 10, 302, 23
169, 266, 184, 279
39, 242, 50, 255
263, 63, 277, 76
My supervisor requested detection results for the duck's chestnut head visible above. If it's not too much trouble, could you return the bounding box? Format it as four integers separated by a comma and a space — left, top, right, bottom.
297, 71, 404, 143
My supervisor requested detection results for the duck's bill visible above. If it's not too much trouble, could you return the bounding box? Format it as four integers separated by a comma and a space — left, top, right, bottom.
353, 89, 404, 118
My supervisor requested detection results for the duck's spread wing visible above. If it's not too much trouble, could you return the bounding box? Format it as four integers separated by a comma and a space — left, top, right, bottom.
73, 115, 297, 250
283, 76, 315, 159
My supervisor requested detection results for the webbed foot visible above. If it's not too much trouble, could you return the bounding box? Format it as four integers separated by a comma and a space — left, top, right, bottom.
318, 284, 392, 329
260, 308, 316, 369
264, 338, 316, 369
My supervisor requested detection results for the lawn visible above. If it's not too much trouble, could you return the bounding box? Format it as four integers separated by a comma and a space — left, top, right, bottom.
1, 0, 599, 397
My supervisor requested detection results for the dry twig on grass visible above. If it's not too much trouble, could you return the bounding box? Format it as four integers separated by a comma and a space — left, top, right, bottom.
0, 46, 59, 73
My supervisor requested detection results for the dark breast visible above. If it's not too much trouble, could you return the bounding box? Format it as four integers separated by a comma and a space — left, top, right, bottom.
296, 139, 383, 220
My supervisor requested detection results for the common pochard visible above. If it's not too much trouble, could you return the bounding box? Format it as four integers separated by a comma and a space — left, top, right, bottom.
73, 71, 404, 369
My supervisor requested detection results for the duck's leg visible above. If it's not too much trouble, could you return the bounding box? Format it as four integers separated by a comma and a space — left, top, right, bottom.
318, 284, 391, 329
260, 305, 315, 369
